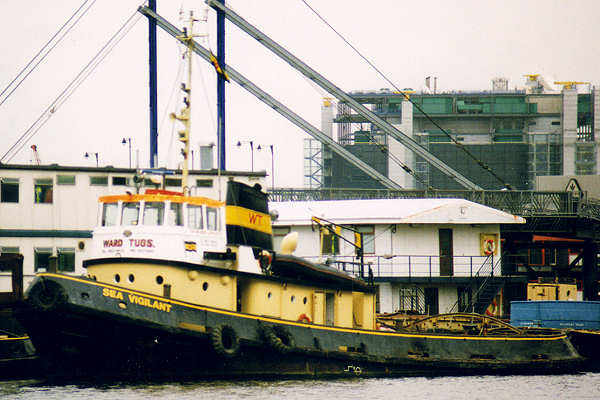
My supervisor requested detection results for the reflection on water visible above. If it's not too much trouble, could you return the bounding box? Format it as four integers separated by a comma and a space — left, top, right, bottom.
1, 373, 599, 400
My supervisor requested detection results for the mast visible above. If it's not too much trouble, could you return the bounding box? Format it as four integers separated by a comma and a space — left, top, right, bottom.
216, 0, 226, 170
171, 12, 196, 194
148, 0, 158, 168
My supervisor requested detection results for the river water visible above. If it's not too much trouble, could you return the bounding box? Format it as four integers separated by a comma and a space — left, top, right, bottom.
1, 373, 599, 400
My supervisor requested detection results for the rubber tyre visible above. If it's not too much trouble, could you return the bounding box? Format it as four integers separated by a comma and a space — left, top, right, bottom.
210, 325, 241, 358
27, 280, 67, 311
263, 325, 295, 354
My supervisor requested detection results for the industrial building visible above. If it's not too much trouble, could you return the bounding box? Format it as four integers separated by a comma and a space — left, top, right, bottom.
305, 76, 600, 191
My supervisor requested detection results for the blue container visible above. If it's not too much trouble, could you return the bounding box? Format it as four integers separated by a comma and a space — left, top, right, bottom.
510, 301, 600, 330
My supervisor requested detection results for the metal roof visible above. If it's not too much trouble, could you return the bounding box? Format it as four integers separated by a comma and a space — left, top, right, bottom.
270, 198, 525, 226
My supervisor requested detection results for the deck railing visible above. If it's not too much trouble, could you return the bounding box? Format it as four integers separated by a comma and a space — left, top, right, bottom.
303, 254, 495, 280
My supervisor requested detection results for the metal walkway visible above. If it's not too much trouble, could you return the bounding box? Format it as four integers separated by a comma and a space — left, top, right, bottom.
268, 188, 600, 222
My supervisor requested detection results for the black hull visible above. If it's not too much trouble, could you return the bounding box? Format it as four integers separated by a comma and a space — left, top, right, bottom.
17, 274, 585, 380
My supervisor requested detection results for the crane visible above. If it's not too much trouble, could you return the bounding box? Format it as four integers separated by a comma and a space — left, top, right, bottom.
554, 81, 589, 90
30, 145, 41, 165
205, 0, 483, 191
139, 4, 483, 191
523, 74, 540, 81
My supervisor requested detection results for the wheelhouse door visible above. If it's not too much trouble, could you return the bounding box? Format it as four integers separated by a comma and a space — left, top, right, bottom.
439, 228, 453, 276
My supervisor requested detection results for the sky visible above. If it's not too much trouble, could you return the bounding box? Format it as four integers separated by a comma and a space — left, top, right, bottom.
0, 0, 599, 188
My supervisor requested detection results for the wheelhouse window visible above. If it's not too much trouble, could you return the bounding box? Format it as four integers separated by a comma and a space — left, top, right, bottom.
102, 202, 119, 226
34, 248, 53, 272
206, 207, 219, 231
168, 202, 183, 226
187, 205, 204, 229
122, 202, 140, 226
34, 178, 53, 204
143, 202, 164, 226
0, 178, 19, 203
57, 248, 75, 272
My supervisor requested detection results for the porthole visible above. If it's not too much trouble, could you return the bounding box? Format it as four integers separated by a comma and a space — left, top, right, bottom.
114, 274, 120, 283
267, 292, 272, 299
128, 274, 135, 283
156, 275, 164, 285
202, 282, 209, 291
291, 295, 295, 303
303, 297, 307, 304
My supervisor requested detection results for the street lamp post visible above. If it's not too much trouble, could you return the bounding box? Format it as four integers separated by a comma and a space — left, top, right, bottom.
84, 152, 99, 167
121, 137, 132, 168
236, 140, 254, 171
257, 144, 274, 190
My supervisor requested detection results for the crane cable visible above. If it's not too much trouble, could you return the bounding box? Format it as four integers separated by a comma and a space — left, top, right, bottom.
1, 6, 143, 164
300, 0, 513, 190
0, 0, 97, 109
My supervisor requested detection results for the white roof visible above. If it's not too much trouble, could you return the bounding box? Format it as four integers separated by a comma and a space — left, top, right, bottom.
270, 198, 525, 226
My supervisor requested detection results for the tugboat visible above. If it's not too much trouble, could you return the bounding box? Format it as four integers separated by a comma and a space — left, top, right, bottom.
16, 13, 585, 379
17, 179, 587, 379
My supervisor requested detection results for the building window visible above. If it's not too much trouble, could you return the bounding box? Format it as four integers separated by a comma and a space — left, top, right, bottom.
34, 178, 53, 204
57, 175, 76, 185
165, 178, 182, 188
196, 179, 213, 188
551, 121, 561, 126
320, 226, 340, 255
272, 226, 291, 252
90, 176, 108, 186
112, 177, 128, 186
355, 225, 375, 254
1, 247, 19, 255
398, 287, 421, 313
34, 248, 53, 272
1, 178, 19, 203
457, 287, 472, 313
272, 226, 290, 237
57, 248, 75, 272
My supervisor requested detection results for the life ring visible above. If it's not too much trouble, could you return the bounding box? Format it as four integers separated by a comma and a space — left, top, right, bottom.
210, 325, 241, 358
483, 239, 496, 255
263, 325, 295, 354
259, 250, 273, 273
27, 280, 66, 311
297, 313, 311, 323
485, 298, 498, 316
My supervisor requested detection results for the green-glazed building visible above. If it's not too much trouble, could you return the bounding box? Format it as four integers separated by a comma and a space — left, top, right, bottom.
306, 78, 599, 190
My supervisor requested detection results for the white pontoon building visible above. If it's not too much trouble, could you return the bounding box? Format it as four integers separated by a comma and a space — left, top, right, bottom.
270, 199, 526, 316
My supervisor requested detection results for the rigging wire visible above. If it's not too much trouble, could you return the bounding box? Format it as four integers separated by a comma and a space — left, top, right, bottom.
300, 0, 513, 190
1, 7, 143, 164
0, 0, 97, 108
161, 46, 186, 169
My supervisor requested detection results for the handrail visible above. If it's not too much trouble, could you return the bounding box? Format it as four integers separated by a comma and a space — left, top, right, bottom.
308, 254, 493, 279
269, 188, 600, 221
448, 254, 503, 313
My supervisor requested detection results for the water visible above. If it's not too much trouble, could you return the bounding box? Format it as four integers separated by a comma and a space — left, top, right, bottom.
1, 373, 599, 400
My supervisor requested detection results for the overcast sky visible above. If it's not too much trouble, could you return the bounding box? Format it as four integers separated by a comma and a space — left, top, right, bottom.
1, 0, 599, 187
